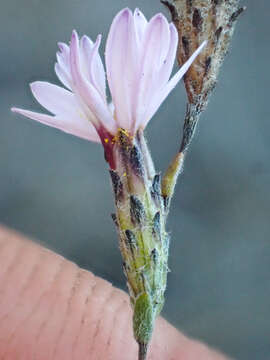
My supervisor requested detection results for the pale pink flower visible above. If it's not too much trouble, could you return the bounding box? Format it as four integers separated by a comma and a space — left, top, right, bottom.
12, 8, 206, 144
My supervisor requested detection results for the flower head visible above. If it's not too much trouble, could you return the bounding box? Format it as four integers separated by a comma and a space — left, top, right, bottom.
12, 8, 206, 144
163, 0, 244, 106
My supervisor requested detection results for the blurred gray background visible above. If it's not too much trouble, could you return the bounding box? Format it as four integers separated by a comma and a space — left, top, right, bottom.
0, 0, 269, 359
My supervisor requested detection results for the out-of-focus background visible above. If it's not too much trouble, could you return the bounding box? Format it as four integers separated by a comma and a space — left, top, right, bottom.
0, 1, 269, 359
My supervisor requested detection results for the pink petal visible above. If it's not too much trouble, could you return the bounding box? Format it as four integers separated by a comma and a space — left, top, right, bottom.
55, 43, 72, 89
157, 23, 178, 88
55, 63, 72, 90
70, 30, 116, 134
105, 8, 138, 130
144, 40, 207, 126
134, 14, 170, 131
30, 81, 78, 116
133, 8, 147, 41
81, 35, 106, 99
57, 42, 70, 67
144, 14, 170, 69
11, 108, 100, 142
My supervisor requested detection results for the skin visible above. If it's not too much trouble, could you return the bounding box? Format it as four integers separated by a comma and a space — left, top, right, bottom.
0, 225, 228, 360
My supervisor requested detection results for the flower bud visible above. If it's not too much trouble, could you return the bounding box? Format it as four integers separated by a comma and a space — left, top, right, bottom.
163, 0, 245, 151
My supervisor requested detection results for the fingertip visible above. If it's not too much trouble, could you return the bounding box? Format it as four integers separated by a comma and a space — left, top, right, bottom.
0, 226, 229, 360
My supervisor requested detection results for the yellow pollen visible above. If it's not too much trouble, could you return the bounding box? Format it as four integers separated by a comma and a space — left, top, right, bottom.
123, 172, 127, 177
104, 138, 109, 143
118, 128, 130, 137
